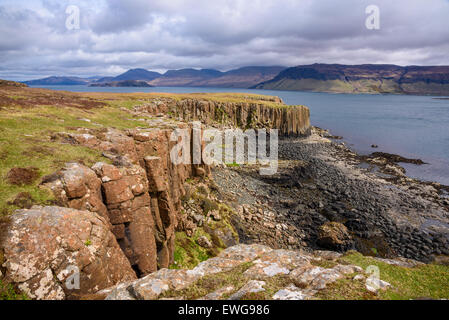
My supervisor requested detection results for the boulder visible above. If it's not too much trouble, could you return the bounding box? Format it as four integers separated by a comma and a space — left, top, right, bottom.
0, 206, 136, 300
40, 163, 109, 222
317, 222, 352, 250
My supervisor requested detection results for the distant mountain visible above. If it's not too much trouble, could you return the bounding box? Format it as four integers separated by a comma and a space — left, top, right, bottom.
253, 64, 449, 95
23, 66, 286, 88
89, 80, 153, 87
148, 68, 224, 87
23, 76, 91, 86
192, 66, 286, 88
148, 66, 286, 88
112, 68, 161, 81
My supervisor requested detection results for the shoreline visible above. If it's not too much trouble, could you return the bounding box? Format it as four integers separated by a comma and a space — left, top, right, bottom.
212, 127, 449, 263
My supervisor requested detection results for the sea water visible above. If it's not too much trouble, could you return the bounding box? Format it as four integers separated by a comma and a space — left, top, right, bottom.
30, 85, 449, 185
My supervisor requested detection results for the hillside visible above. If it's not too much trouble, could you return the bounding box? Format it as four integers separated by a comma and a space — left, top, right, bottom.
23, 76, 91, 86
105, 68, 161, 82
23, 66, 286, 89
190, 66, 286, 88
89, 80, 154, 87
253, 64, 449, 95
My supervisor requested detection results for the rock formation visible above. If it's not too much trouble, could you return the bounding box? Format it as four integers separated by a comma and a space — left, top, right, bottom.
136, 98, 311, 136
0, 95, 314, 299
97, 244, 394, 300
0, 206, 136, 300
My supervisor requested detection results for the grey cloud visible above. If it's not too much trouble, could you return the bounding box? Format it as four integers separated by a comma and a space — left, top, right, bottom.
0, 0, 449, 80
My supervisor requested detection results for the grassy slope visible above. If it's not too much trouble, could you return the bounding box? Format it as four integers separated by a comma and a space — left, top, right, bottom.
333, 252, 449, 300
0, 85, 293, 217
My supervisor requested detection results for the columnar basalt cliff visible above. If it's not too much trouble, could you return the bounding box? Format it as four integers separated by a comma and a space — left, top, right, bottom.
43, 124, 211, 275
136, 97, 311, 136
0, 92, 311, 299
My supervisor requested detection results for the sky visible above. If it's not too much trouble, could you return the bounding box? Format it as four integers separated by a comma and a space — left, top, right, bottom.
1, 0, 449, 81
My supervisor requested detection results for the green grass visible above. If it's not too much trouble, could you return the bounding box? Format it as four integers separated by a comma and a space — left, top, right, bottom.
170, 230, 216, 270
225, 162, 240, 168
161, 262, 254, 300
337, 252, 449, 300
0, 107, 110, 216
0, 279, 29, 300
0, 96, 161, 217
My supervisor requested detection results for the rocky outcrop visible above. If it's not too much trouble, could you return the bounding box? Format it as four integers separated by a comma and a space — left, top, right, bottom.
0, 206, 136, 300
45, 123, 211, 277
317, 222, 352, 250
136, 98, 311, 136
97, 244, 393, 300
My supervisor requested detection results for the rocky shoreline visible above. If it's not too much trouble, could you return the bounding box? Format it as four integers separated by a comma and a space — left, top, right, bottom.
214, 127, 449, 263
0, 84, 448, 300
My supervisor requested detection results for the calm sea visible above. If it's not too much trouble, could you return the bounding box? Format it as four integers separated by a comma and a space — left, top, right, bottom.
30, 85, 449, 186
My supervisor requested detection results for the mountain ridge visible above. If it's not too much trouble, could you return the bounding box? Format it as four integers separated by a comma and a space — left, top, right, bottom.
253, 63, 449, 95
23, 66, 286, 88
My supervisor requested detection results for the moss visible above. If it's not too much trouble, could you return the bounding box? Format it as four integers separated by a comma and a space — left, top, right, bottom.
225, 162, 240, 168
0, 279, 29, 300
311, 259, 338, 269
170, 230, 216, 270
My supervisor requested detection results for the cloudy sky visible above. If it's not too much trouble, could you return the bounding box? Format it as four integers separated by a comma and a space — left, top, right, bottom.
1, 0, 449, 80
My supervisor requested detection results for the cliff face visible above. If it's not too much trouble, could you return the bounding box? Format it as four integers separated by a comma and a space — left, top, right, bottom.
0, 91, 309, 299
254, 63, 449, 95
45, 124, 210, 273
138, 98, 311, 136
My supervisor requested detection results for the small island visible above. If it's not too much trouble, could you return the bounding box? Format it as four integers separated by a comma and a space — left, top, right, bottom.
89, 80, 153, 87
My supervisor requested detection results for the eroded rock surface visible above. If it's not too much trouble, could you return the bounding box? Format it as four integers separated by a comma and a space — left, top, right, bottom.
0, 206, 136, 300
100, 244, 388, 300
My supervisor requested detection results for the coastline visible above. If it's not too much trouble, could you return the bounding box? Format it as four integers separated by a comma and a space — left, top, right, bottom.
213, 127, 449, 263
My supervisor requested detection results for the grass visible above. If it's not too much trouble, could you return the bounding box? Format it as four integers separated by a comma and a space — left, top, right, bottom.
0, 280, 29, 300
225, 162, 240, 168
0, 106, 110, 216
161, 262, 254, 300
171, 230, 216, 270
315, 275, 375, 300
0, 85, 302, 219
335, 252, 449, 300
